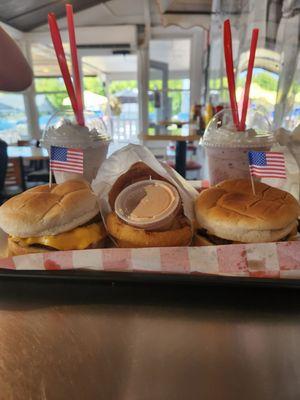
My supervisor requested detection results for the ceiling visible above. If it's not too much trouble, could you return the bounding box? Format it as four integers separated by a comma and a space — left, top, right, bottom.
0, 0, 109, 31
32, 36, 191, 78
156, 0, 212, 14
150, 39, 190, 72
81, 38, 190, 80
31, 43, 99, 76
0, 0, 213, 32
37, 0, 161, 31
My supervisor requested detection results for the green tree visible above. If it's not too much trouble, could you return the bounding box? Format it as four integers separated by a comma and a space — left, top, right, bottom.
83, 76, 105, 95
109, 80, 138, 94
35, 77, 67, 111
35, 77, 66, 92
45, 93, 67, 110
253, 72, 278, 91
35, 76, 107, 111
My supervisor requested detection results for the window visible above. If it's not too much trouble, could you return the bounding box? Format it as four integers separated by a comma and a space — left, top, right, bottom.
282, 52, 300, 130
148, 39, 191, 134
148, 78, 190, 122
0, 92, 28, 144
35, 76, 111, 130
83, 76, 104, 93
109, 80, 139, 142
109, 80, 138, 119
82, 76, 107, 116
236, 68, 279, 123
81, 54, 139, 145
35, 77, 68, 130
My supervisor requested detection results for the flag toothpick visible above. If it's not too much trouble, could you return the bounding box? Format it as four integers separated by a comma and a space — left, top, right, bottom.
248, 150, 287, 195
49, 164, 53, 189
250, 173, 256, 195
49, 146, 84, 183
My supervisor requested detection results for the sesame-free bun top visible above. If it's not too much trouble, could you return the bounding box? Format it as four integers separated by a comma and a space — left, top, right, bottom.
0, 180, 99, 237
195, 179, 300, 243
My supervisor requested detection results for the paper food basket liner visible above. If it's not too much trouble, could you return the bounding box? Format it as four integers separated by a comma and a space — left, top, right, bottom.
1, 241, 300, 280
91, 144, 199, 245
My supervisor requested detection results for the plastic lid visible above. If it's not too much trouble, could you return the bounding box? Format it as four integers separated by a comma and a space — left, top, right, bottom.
202, 108, 274, 148
41, 109, 111, 149
115, 179, 180, 230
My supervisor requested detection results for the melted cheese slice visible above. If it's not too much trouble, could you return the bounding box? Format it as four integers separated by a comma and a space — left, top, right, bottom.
12, 223, 106, 251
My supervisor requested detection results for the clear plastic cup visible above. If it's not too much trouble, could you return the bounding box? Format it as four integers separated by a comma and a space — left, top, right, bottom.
41, 109, 111, 184
115, 180, 180, 231
201, 108, 274, 185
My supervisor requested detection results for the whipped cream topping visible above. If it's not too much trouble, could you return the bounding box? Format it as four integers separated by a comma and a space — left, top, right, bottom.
42, 119, 109, 149
202, 126, 274, 148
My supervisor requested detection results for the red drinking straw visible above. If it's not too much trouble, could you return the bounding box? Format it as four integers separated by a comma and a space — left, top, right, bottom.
223, 19, 240, 129
48, 13, 80, 124
66, 4, 84, 126
239, 29, 259, 131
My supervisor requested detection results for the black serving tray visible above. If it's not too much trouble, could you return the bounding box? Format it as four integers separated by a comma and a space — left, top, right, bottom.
0, 268, 299, 289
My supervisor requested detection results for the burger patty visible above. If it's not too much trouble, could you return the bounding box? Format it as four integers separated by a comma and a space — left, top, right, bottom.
197, 228, 295, 245
25, 242, 102, 251
197, 229, 234, 245
24, 243, 57, 251
82, 214, 102, 225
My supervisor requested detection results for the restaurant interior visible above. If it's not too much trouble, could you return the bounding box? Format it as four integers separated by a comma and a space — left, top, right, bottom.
0, 1, 300, 399
1, 0, 299, 201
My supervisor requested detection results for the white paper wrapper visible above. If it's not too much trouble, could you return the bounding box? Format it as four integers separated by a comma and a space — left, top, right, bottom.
91, 144, 198, 242
261, 143, 300, 200
268, 127, 300, 200
0, 228, 8, 259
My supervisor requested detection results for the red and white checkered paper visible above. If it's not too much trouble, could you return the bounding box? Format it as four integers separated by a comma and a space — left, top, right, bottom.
1, 242, 300, 279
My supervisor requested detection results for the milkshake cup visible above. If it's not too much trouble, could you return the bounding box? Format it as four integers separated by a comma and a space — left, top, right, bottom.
202, 109, 274, 185
41, 110, 111, 184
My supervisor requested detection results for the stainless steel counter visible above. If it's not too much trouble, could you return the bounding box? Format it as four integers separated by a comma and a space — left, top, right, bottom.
0, 279, 299, 400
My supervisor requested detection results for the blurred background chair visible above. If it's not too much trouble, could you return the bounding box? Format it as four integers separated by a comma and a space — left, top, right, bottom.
4, 157, 26, 197
17, 139, 49, 185
0, 151, 26, 204
17, 139, 39, 147
166, 142, 201, 179
0, 140, 8, 204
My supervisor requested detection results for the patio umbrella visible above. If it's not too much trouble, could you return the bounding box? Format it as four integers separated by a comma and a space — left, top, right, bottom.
114, 88, 155, 103
63, 90, 108, 111
114, 88, 138, 104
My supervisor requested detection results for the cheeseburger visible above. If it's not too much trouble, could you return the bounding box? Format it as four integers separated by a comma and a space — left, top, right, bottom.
106, 162, 193, 247
0, 180, 107, 256
195, 179, 300, 245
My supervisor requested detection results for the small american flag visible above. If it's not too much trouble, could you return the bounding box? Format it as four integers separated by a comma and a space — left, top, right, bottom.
248, 151, 286, 179
50, 146, 84, 174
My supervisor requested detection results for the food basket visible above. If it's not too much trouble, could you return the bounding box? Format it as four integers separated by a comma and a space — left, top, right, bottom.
1, 231, 300, 288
